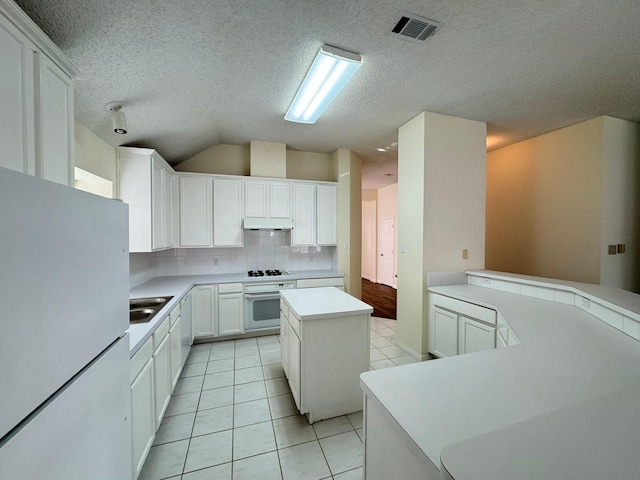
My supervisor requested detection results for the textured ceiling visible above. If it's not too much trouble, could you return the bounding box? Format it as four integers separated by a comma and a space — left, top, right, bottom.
15, 0, 640, 189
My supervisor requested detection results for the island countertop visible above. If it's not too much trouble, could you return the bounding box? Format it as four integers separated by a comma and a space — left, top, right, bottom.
280, 287, 373, 320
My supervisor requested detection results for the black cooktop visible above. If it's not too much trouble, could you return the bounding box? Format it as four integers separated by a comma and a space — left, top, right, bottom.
248, 269, 283, 277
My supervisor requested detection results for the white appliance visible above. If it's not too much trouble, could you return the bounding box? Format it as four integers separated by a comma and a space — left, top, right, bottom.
0, 167, 131, 479
244, 281, 296, 330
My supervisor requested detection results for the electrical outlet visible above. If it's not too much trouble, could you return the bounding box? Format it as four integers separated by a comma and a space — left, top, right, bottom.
212, 258, 218, 266
582, 297, 590, 308
462, 249, 468, 259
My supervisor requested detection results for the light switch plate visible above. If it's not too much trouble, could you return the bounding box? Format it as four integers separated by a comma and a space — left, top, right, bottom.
608, 245, 617, 255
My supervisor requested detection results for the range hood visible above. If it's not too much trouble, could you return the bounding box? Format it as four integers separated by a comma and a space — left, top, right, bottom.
243, 218, 294, 230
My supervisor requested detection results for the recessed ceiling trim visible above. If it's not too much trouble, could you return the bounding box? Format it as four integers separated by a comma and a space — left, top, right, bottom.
389, 12, 441, 44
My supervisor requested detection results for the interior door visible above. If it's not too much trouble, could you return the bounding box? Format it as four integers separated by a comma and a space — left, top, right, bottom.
378, 217, 395, 287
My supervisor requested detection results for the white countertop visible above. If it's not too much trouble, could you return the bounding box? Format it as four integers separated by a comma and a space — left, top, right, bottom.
281, 287, 373, 320
360, 280, 640, 479
127, 270, 344, 356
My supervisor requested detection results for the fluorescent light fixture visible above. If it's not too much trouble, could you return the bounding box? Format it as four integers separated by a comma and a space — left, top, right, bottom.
285, 45, 362, 124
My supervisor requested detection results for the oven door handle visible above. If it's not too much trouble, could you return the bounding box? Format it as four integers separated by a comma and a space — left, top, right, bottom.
244, 293, 281, 299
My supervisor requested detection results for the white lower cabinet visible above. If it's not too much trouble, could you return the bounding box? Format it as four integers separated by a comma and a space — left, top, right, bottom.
458, 315, 496, 354
428, 293, 497, 358
152, 318, 172, 429
130, 339, 155, 480
280, 292, 370, 423
192, 284, 216, 338
169, 311, 182, 389
217, 283, 244, 336
431, 306, 459, 358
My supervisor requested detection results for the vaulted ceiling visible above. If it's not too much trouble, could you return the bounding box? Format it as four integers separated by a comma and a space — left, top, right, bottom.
16, 0, 640, 188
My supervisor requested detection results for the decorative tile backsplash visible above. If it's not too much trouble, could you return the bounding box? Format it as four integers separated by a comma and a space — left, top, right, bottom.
129, 230, 337, 288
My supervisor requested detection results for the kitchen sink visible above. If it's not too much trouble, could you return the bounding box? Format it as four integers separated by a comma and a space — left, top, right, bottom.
129, 296, 173, 324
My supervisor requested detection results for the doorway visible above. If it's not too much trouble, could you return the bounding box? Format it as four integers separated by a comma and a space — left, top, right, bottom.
378, 217, 395, 288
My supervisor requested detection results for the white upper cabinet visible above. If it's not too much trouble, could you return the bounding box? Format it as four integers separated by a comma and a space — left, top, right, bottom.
179, 175, 212, 248
213, 177, 243, 247
291, 183, 316, 246
0, 1, 79, 185
316, 184, 337, 245
117, 147, 175, 252
244, 179, 291, 220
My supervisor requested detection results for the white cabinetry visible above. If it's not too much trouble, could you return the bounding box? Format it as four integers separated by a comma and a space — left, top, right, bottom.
280, 288, 371, 423
292, 183, 316, 246
180, 176, 213, 247
244, 179, 291, 219
192, 284, 216, 338
168, 307, 182, 389
428, 293, 496, 358
130, 338, 155, 479
316, 184, 337, 245
152, 317, 172, 429
217, 283, 244, 336
117, 147, 175, 252
0, 1, 78, 185
213, 177, 243, 247
179, 175, 212, 247
296, 277, 344, 289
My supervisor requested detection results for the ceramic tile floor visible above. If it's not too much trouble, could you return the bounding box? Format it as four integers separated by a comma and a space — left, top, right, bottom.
140, 317, 415, 480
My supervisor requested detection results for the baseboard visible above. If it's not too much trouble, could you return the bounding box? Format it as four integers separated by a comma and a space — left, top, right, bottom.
395, 339, 433, 362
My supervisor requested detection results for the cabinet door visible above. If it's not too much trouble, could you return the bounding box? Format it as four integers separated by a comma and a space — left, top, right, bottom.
151, 161, 165, 250
288, 323, 302, 411
180, 176, 212, 247
316, 184, 337, 245
169, 316, 182, 389
218, 293, 244, 336
36, 53, 74, 186
153, 334, 171, 428
458, 316, 495, 355
213, 178, 243, 246
131, 358, 155, 479
244, 180, 268, 218
292, 183, 316, 246
431, 307, 458, 358
280, 311, 289, 377
192, 285, 215, 337
269, 182, 291, 218
163, 166, 174, 248
0, 20, 35, 175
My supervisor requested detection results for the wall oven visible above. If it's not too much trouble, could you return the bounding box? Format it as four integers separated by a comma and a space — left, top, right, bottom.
244, 281, 296, 331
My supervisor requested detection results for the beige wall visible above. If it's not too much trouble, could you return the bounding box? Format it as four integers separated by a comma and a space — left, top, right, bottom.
74, 121, 117, 196
175, 144, 250, 176
287, 151, 335, 182
334, 149, 362, 298
397, 112, 486, 358
175, 143, 336, 182
486, 117, 604, 284
600, 117, 640, 292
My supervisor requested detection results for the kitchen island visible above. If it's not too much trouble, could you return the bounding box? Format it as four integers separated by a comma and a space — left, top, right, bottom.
360, 271, 640, 480
280, 287, 372, 423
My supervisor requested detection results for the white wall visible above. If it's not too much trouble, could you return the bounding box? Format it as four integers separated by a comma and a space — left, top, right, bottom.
362, 197, 377, 281
397, 112, 486, 358
129, 230, 336, 288
74, 121, 117, 197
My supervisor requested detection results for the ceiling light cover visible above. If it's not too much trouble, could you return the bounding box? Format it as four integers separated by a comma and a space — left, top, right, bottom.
285, 45, 363, 124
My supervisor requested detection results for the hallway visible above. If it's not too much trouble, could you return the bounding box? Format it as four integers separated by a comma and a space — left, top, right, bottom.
361, 279, 396, 319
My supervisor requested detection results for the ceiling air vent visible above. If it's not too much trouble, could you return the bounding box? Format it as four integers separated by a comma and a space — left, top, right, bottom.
390, 13, 440, 44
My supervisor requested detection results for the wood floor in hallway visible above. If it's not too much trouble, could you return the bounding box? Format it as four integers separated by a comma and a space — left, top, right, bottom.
361, 278, 397, 319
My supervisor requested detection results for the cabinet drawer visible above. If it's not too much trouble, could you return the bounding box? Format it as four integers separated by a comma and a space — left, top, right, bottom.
219, 282, 243, 294
289, 312, 301, 337
432, 293, 496, 325
297, 277, 343, 288
130, 337, 153, 383
169, 305, 180, 326
153, 316, 170, 350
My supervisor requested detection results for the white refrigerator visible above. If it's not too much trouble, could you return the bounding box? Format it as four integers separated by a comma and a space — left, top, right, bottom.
0, 166, 132, 479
